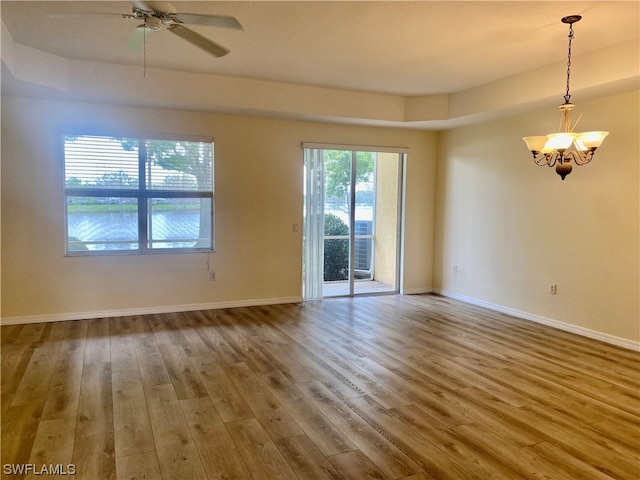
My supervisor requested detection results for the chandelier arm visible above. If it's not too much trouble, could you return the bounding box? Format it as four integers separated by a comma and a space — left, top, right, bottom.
531, 152, 557, 167
566, 149, 595, 166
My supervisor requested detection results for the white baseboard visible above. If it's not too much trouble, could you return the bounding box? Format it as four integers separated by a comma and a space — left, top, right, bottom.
0, 296, 303, 326
433, 289, 639, 351
5, 291, 637, 352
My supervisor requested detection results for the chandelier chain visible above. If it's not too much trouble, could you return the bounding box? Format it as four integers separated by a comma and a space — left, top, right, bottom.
564, 23, 574, 104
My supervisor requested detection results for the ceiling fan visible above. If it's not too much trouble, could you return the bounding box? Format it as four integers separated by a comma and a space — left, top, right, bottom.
122, 1, 242, 58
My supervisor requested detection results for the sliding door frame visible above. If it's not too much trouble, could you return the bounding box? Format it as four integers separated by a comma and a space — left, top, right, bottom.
303, 143, 408, 299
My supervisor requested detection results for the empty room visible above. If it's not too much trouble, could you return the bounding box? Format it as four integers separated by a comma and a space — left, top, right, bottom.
1, 1, 638, 479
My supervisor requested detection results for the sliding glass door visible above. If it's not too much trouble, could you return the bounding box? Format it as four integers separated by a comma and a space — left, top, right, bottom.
303, 145, 404, 299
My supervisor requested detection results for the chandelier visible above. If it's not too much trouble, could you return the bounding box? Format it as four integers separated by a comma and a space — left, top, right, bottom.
522, 15, 608, 180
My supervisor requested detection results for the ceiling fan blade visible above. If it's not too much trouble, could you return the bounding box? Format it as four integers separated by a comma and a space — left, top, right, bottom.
173, 13, 242, 30
168, 24, 229, 57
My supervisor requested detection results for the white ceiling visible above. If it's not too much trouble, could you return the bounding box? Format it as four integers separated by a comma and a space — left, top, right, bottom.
2, 1, 639, 128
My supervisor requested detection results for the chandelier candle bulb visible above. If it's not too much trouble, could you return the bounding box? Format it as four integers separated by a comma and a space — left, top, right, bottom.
522, 15, 608, 180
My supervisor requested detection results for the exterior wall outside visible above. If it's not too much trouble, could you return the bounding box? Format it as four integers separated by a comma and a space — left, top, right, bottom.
373, 152, 400, 286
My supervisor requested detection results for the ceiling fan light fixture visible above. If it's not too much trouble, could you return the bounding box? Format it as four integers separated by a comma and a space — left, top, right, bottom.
144, 16, 163, 30
522, 15, 609, 180
125, 2, 241, 58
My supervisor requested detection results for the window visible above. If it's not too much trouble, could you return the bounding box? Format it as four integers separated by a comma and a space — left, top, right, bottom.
64, 134, 214, 254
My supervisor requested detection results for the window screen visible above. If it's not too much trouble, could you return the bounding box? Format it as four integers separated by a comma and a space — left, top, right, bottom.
64, 134, 214, 254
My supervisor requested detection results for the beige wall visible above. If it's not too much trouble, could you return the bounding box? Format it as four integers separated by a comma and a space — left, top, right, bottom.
1, 96, 437, 321
434, 90, 640, 343
5, 90, 635, 346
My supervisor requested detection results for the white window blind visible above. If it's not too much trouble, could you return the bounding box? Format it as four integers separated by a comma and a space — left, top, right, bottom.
63, 134, 214, 254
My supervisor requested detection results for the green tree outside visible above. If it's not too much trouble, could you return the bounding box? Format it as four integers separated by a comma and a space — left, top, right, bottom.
324, 150, 374, 214
322, 150, 375, 282
324, 213, 349, 281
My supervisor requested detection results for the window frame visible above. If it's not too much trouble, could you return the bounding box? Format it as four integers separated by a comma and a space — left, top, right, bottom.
63, 132, 215, 256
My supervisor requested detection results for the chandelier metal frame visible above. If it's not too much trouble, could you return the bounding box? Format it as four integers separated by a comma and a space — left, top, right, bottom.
522, 15, 608, 180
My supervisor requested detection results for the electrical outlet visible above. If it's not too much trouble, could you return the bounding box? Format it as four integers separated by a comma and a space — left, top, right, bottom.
453, 265, 458, 274
550, 284, 557, 294
209, 271, 216, 281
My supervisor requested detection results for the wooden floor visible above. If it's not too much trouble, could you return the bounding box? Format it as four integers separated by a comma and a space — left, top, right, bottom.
2, 294, 639, 480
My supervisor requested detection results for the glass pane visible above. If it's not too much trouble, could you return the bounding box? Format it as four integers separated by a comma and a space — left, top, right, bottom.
323, 150, 351, 296
354, 152, 375, 281
323, 150, 352, 223
66, 196, 138, 251
148, 198, 212, 249
353, 233, 373, 280
324, 238, 349, 282
64, 135, 139, 189
356, 151, 400, 295
145, 140, 213, 191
